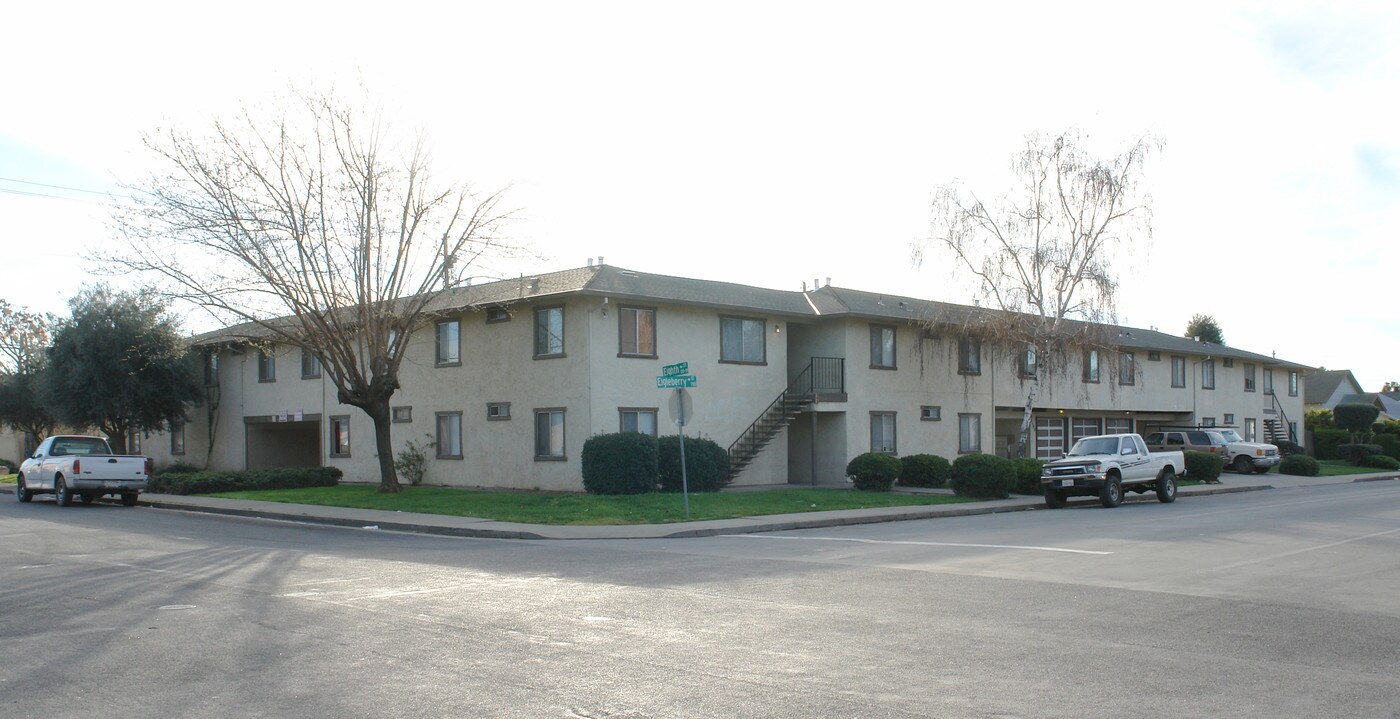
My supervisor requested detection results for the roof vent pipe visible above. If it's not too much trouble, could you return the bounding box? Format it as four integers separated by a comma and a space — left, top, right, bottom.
826, 277, 831, 287
814, 278, 820, 289
598, 256, 604, 265
587, 258, 594, 268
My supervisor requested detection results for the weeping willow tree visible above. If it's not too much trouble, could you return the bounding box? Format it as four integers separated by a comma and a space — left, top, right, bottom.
917, 131, 1158, 458
111, 91, 509, 491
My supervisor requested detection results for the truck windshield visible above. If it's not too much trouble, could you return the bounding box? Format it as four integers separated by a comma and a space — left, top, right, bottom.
1217, 429, 1243, 442
1068, 437, 1119, 456
49, 437, 113, 456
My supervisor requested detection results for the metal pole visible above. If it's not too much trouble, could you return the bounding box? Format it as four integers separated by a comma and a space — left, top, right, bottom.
679, 422, 690, 518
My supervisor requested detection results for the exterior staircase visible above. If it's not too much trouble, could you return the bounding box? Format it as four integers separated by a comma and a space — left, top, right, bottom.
1263, 418, 1291, 445
727, 358, 843, 480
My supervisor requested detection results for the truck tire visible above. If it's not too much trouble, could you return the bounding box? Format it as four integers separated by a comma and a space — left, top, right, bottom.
1043, 487, 1067, 509
54, 475, 73, 507
1234, 455, 1253, 474
1099, 476, 1123, 508
1155, 469, 1177, 503
120, 493, 139, 507
80, 492, 96, 504
16, 475, 33, 503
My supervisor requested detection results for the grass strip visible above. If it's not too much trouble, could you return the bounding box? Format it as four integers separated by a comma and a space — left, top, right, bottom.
206, 485, 972, 525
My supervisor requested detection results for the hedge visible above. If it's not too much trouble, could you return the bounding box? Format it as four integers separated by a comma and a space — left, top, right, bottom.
148, 466, 342, 495
1279, 454, 1320, 477
1311, 428, 1349, 460
1336, 444, 1383, 466
846, 452, 901, 492
657, 435, 731, 493
581, 432, 659, 495
1012, 458, 1045, 495
1376, 433, 1400, 461
1360, 454, 1400, 471
897, 454, 951, 488
1183, 451, 1223, 483
949, 453, 1015, 499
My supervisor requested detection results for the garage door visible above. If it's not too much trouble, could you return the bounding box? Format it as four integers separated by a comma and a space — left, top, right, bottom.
1036, 418, 1065, 459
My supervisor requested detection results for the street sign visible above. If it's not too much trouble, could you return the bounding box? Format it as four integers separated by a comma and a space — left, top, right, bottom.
668, 388, 693, 428
656, 374, 697, 388
662, 361, 689, 377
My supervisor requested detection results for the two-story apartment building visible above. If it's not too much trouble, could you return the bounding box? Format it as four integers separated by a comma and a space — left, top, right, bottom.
137, 264, 1310, 489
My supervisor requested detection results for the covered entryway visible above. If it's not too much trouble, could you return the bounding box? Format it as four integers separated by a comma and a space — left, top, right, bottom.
245, 414, 322, 470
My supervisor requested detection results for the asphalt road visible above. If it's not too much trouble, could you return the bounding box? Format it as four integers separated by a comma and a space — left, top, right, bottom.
2, 481, 1398, 718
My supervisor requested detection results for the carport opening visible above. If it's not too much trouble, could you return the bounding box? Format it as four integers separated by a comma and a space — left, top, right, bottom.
245, 416, 321, 470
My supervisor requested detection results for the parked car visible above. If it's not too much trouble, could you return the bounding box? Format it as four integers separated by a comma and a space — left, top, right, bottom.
1210, 428, 1281, 474
1041, 433, 1185, 509
1143, 430, 1229, 457
15, 435, 150, 507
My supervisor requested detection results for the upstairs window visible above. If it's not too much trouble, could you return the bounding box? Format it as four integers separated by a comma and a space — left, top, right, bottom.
1263, 368, 1274, 395
1202, 359, 1216, 390
958, 337, 981, 375
870, 325, 896, 369
301, 349, 321, 379
436, 319, 461, 365
1118, 352, 1135, 385
485, 306, 510, 324
1171, 356, 1186, 387
534, 307, 565, 358
258, 350, 276, 382
619, 307, 657, 357
1244, 363, 1257, 392
204, 351, 220, 385
720, 316, 765, 364
1083, 350, 1100, 383
1020, 345, 1037, 378
1288, 371, 1299, 397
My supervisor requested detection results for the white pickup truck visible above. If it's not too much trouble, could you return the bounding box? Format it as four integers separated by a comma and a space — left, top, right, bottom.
15, 435, 151, 507
1040, 433, 1185, 509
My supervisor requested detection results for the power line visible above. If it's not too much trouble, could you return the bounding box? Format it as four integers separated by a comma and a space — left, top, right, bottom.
0, 176, 115, 195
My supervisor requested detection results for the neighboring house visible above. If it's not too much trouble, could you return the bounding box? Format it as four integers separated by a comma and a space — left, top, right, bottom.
1, 426, 31, 467
1335, 393, 1400, 422
136, 264, 1312, 490
1304, 369, 1365, 412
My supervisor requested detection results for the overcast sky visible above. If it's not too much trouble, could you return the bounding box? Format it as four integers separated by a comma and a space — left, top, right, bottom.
2, 1, 1397, 390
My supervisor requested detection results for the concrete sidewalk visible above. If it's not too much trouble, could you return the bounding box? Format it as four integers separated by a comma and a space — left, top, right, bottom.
133, 471, 1400, 540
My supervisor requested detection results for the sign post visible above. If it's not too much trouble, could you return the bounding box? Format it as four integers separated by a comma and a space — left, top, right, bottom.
662, 364, 696, 518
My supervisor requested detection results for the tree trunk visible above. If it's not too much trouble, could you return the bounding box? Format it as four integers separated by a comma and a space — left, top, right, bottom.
367, 399, 402, 492
1015, 378, 1041, 460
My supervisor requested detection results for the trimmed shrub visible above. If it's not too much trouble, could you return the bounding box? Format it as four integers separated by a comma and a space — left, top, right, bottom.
147, 466, 342, 495
845, 452, 901, 492
1279, 454, 1320, 477
1336, 443, 1383, 466
1184, 451, 1223, 483
898, 454, 951, 488
162, 461, 202, 474
949, 453, 1016, 499
1360, 454, 1400, 471
581, 432, 659, 495
1311, 428, 1349, 460
1376, 433, 1400, 461
1274, 440, 1306, 457
1334, 402, 1380, 441
1304, 409, 1334, 430
1012, 458, 1045, 495
657, 435, 731, 493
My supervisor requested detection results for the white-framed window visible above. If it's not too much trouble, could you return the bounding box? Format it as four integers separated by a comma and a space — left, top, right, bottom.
391, 406, 413, 423
436, 412, 463, 459
487, 402, 511, 421
619, 307, 657, 357
870, 412, 896, 453
330, 416, 351, 457
1263, 368, 1274, 395
958, 337, 981, 374
258, 349, 276, 382
534, 306, 565, 358
920, 405, 941, 421
1288, 371, 1299, 397
870, 325, 896, 369
720, 316, 765, 364
1202, 359, 1216, 390
958, 413, 981, 453
534, 408, 566, 460
620, 408, 658, 436
1244, 363, 1256, 392
1171, 356, 1186, 387
301, 349, 320, 379
436, 319, 461, 365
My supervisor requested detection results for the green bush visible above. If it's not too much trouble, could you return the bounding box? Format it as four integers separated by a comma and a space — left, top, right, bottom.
0, 458, 16, 473
1012, 458, 1045, 495
949, 453, 1016, 499
1334, 402, 1380, 440
1360, 454, 1400, 471
394, 436, 434, 487
1183, 451, 1223, 483
897, 454, 951, 488
1279, 454, 1320, 477
1311, 428, 1349, 460
162, 461, 202, 474
657, 435, 731, 493
1304, 409, 1333, 430
1336, 443, 1383, 466
845, 452, 901, 492
581, 432, 659, 495
1274, 440, 1306, 456
147, 466, 342, 495
1376, 433, 1400, 461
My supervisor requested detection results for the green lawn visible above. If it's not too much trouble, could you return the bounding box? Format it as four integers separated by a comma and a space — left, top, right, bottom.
0, 474, 15, 485
1313, 460, 1394, 477
207, 485, 973, 525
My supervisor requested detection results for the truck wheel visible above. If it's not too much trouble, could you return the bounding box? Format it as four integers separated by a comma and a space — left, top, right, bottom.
80, 492, 96, 504
54, 476, 73, 507
1155, 469, 1177, 503
1234, 456, 1253, 474
1043, 487, 1067, 509
120, 493, 139, 507
16, 475, 33, 503
1099, 476, 1123, 508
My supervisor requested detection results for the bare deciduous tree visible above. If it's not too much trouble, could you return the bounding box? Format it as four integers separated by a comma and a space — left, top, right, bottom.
917, 131, 1157, 458
0, 300, 56, 375
111, 92, 509, 491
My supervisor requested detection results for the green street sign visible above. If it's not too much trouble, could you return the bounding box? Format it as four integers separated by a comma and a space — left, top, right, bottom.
662, 361, 689, 377
656, 374, 697, 388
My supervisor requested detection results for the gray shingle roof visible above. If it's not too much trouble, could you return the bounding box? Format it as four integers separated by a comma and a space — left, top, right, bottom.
1303, 369, 1362, 405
